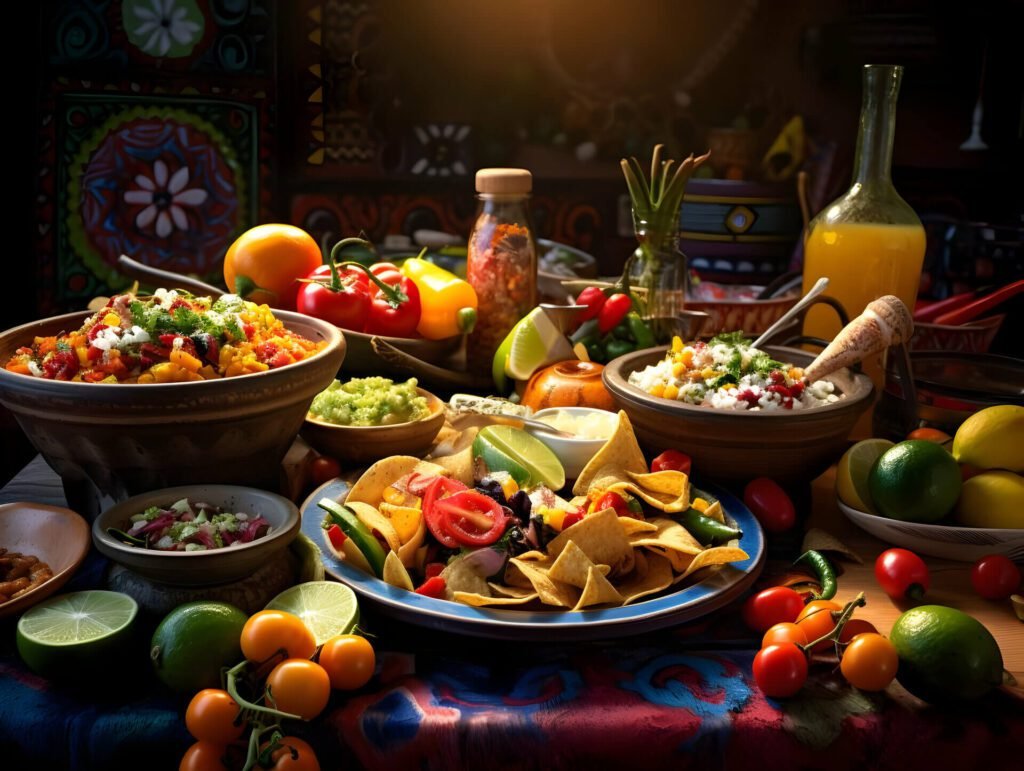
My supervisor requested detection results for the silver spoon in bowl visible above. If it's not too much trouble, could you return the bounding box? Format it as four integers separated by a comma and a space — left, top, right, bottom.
751, 276, 830, 350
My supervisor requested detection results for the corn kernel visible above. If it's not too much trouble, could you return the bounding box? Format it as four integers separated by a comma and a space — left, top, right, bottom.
648, 383, 665, 398
788, 367, 804, 381
722, 382, 737, 391
170, 348, 203, 373
672, 362, 686, 378
692, 497, 710, 512
102, 313, 121, 327
499, 476, 519, 500
663, 384, 679, 400
76, 346, 89, 367
701, 367, 716, 380
679, 349, 693, 367
671, 336, 684, 353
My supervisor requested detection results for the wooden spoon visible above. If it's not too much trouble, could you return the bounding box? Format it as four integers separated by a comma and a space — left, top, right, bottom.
118, 254, 225, 296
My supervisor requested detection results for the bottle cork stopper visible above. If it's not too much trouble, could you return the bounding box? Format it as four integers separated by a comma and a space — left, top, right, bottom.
475, 168, 532, 195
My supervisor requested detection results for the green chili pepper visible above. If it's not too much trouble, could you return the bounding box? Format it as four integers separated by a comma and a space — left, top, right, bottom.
627, 312, 655, 349
586, 341, 605, 363
794, 550, 837, 600
570, 318, 600, 345
604, 338, 635, 360
625, 496, 644, 516
674, 508, 743, 545
612, 321, 632, 340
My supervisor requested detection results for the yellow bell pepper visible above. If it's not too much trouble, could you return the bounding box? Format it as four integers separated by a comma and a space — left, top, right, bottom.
400, 255, 478, 339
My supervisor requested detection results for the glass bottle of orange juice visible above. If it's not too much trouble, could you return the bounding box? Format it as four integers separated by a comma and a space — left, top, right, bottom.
803, 64, 925, 392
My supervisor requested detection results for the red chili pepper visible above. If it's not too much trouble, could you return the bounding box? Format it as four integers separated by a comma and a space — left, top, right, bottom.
422, 476, 470, 548
296, 239, 373, 332
597, 293, 632, 334
415, 576, 447, 598
436, 490, 508, 547
594, 491, 630, 517
650, 449, 692, 475
326, 524, 347, 551
575, 286, 607, 323
424, 562, 445, 579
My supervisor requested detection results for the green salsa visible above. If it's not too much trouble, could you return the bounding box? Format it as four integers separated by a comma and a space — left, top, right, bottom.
309, 377, 430, 426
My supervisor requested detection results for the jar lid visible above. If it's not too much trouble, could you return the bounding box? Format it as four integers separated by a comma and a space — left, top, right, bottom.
475, 168, 532, 195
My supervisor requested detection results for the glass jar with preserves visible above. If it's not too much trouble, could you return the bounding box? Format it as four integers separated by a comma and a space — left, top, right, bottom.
466, 168, 538, 374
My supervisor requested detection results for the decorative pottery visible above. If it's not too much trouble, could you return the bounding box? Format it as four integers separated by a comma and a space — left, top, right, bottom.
521, 360, 616, 412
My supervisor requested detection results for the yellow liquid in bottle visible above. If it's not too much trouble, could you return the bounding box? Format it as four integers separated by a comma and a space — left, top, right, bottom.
803, 221, 925, 389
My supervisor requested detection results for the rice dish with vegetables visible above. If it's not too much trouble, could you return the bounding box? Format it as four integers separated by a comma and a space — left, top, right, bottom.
3, 289, 325, 383
628, 332, 841, 411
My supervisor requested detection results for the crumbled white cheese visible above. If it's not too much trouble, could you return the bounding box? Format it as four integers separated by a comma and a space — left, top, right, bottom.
28, 360, 43, 377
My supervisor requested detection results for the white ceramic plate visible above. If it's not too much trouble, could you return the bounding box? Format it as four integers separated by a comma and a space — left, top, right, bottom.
301, 479, 765, 641
837, 499, 1024, 562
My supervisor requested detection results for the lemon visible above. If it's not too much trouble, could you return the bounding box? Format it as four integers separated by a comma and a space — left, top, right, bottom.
150, 601, 247, 694
499, 308, 574, 383
952, 404, 1024, 473
868, 440, 962, 523
890, 605, 1003, 703
265, 581, 359, 645
836, 438, 894, 512
473, 425, 566, 490
953, 470, 1024, 529
17, 591, 138, 679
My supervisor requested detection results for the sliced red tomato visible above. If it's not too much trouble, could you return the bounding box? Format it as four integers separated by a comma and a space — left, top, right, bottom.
405, 472, 438, 498
422, 476, 469, 548
436, 491, 508, 547
415, 576, 447, 598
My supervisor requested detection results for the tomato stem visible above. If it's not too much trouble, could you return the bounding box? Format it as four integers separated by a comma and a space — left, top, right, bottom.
800, 591, 867, 655
225, 659, 303, 723
340, 261, 410, 308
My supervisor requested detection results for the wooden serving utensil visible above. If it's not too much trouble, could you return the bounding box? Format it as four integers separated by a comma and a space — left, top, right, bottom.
118, 254, 225, 296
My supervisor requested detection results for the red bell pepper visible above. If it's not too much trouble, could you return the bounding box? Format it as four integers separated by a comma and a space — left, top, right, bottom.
415, 576, 447, 598
326, 524, 347, 551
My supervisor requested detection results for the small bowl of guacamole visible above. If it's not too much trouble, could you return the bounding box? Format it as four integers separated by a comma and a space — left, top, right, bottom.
303, 377, 445, 463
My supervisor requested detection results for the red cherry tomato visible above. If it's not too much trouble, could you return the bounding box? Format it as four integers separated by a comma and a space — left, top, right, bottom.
650, 450, 692, 476
874, 548, 930, 601
761, 622, 808, 648
370, 262, 402, 285
743, 478, 796, 533
310, 456, 341, 486
971, 555, 1021, 600
752, 643, 808, 698
742, 587, 806, 632
296, 264, 371, 331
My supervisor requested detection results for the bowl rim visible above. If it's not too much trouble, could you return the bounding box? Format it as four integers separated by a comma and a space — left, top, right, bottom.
837, 498, 1024, 537
304, 386, 445, 431
0, 308, 345, 392
604, 345, 875, 419
92, 484, 300, 559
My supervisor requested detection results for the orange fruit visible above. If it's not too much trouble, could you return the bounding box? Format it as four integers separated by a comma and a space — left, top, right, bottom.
223, 224, 323, 311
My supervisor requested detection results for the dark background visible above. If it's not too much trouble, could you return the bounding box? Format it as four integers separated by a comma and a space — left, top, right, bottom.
4, 0, 1023, 482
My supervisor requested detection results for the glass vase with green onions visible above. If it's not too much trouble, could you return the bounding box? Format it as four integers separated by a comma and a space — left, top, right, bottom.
621, 145, 710, 339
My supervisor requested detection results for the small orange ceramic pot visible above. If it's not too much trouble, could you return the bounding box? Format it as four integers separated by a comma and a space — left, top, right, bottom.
520, 360, 616, 412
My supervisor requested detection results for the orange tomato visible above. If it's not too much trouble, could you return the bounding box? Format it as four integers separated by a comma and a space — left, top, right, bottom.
240, 610, 316, 664
223, 224, 323, 311
265, 659, 331, 721
837, 618, 878, 644
906, 427, 952, 444
840, 633, 898, 691
795, 599, 842, 652
262, 735, 321, 771
179, 741, 231, 771
185, 689, 245, 744
761, 622, 808, 648
318, 634, 375, 690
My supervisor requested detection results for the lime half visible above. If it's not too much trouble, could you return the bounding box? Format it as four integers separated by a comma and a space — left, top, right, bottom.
266, 581, 359, 645
475, 425, 566, 490
17, 590, 138, 678
836, 438, 893, 512
503, 307, 574, 382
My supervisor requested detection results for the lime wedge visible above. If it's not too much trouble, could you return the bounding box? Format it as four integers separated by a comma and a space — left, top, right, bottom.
265, 581, 359, 645
836, 438, 894, 513
475, 425, 566, 490
492, 329, 514, 393
472, 434, 532, 488
17, 590, 138, 678
504, 307, 574, 382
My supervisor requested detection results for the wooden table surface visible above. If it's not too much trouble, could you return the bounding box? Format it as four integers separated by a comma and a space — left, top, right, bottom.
809, 466, 1023, 680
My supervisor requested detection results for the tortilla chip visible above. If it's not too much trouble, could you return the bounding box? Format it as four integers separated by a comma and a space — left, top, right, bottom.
347, 456, 447, 507
396, 508, 426, 568
572, 565, 624, 610
547, 508, 633, 569
440, 554, 492, 599
347, 501, 402, 554
643, 545, 691, 572
622, 470, 690, 512
379, 503, 422, 544
507, 558, 579, 608
670, 546, 750, 584
702, 500, 725, 523
427, 426, 478, 486
617, 552, 674, 604
627, 517, 703, 557
382, 551, 414, 591
429, 449, 475, 486
548, 540, 611, 589
573, 411, 647, 495
454, 591, 540, 607
513, 550, 548, 562
629, 549, 649, 581
617, 517, 658, 536
488, 582, 538, 598
614, 546, 636, 578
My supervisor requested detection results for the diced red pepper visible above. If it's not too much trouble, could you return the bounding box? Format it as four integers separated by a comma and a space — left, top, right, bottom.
561, 511, 584, 530
594, 491, 630, 518
414, 576, 447, 598
327, 524, 347, 551
87, 323, 109, 342
650, 449, 692, 475
424, 562, 445, 579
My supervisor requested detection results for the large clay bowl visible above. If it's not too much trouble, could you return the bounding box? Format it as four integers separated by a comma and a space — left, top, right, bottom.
603, 346, 874, 486
301, 388, 446, 464
0, 311, 346, 518
340, 329, 462, 376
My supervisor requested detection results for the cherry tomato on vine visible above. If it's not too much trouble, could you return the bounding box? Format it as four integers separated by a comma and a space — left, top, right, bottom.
185, 689, 245, 745
795, 599, 842, 652
650, 449, 692, 476
971, 554, 1021, 600
752, 643, 808, 698
261, 735, 321, 771
265, 659, 331, 721
743, 478, 796, 533
310, 456, 342, 486
874, 548, 930, 601
240, 610, 316, 664
318, 634, 376, 690
837, 618, 878, 644
296, 264, 371, 331
742, 587, 805, 632
840, 633, 898, 691
369, 262, 402, 286
761, 622, 808, 648
179, 740, 231, 771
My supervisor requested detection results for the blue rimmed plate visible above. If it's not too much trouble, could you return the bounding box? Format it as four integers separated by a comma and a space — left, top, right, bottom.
300, 479, 764, 641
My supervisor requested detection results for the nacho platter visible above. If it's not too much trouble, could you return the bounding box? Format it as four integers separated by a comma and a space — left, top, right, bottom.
300, 475, 764, 641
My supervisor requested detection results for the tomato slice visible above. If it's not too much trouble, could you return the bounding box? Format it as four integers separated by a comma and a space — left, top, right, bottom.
436, 491, 508, 547
595, 491, 629, 517
405, 472, 437, 498
422, 477, 469, 548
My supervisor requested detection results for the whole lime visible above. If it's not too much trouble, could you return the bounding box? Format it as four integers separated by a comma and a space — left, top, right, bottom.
150, 601, 247, 693
868, 440, 962, 522
890, 605, 1003, 703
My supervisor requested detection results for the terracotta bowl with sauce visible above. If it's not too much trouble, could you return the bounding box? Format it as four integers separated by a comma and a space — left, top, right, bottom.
520, 360, 616, 412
